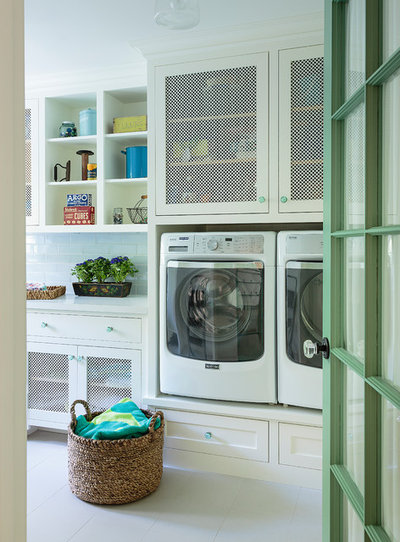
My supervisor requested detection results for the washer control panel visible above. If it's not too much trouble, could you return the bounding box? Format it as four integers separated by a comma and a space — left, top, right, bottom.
161, 233, 265, 254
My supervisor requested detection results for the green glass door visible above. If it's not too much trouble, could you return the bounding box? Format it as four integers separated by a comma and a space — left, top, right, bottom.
323, 1, 400, 540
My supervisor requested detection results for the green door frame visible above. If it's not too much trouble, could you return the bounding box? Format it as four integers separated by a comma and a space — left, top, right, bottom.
324, 0, 400, 540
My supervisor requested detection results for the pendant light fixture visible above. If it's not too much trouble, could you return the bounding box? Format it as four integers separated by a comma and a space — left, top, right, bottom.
154, 0, 200, 30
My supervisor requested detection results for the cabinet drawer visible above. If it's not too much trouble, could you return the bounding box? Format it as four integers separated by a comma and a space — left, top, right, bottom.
279, 423, 322, 470
159, 409, 269, 462
27, 313, 141, 344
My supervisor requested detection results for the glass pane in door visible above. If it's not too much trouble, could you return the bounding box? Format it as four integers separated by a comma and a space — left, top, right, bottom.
382, 71, 400, 226
342, 494, 365, 541
382, 0, 400, 61
344, 0, 365, 100
344, 237, 365, 361
382, 235, 400, 390
344, 103, 365, 230
381, 398, 400, 541
343, 366, 365, 494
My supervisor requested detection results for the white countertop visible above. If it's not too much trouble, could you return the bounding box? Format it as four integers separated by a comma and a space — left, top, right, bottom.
26, 294, 148, 316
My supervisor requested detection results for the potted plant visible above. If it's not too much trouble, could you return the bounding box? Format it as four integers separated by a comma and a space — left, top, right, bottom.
71, 256, 138, 297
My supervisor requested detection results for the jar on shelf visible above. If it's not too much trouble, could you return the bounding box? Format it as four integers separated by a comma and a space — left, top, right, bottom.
59, 121, 77, 138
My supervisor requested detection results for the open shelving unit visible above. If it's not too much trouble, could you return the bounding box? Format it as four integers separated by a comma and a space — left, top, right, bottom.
28, 86, 149, 233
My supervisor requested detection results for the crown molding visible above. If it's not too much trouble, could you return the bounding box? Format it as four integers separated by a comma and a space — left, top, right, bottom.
131, 12, 324, 59
25, 60, 147, 96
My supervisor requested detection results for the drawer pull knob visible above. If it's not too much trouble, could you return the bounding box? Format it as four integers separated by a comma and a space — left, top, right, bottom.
77, 355, 83, 362
68, 355, 74, 361
280, 195, 288, 203
41, 322, 48, 328
204, 432, 212, 440
106, 326, 113, 333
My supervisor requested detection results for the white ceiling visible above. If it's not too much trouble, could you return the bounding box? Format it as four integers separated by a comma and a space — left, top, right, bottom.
24, 0, 323, 79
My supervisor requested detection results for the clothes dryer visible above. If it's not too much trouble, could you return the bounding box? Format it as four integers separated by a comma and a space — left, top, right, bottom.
160, 232, 276, 403
277, 231, 323, 409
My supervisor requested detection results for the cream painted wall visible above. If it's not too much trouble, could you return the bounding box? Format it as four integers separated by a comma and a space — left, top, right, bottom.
0, 0, 27, 539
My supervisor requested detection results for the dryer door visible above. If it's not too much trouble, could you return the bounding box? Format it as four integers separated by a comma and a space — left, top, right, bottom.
166, 260, 264, 362
286, 261, 323, 369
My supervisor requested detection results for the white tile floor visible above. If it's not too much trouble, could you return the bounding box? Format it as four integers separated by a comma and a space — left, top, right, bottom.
27, 430, 322, 542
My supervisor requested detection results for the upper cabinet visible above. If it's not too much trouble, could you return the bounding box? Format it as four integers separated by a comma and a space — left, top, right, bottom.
25, 99, 39, 226
155, 53, 269, 216
278, 45, 324, 214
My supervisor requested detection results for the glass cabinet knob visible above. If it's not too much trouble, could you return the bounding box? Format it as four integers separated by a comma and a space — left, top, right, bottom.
41, 321, 48, 328
280, 196, 288, 203
303, 338, 330, 360
106, 326, 113, 333
204, 432, 212, 440
258, 196, 265, 203
77, 355, 83, 362
68, 355, 74, 361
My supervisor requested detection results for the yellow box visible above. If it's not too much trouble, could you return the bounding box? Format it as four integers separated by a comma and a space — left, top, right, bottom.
113, 115, 147, 133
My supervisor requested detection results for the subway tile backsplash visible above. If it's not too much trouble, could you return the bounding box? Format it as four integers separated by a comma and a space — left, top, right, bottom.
26, 233, 147, 296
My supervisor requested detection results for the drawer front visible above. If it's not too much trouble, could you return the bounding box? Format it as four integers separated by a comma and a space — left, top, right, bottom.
158, 409, 269, 462
279, 423, 322, 470
27, 313, 141, 344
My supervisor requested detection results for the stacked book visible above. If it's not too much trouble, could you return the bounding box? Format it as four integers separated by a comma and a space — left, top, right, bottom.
64, 194, 95, 225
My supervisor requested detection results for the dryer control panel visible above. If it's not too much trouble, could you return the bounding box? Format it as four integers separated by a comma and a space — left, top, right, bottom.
161, 234, 265, 254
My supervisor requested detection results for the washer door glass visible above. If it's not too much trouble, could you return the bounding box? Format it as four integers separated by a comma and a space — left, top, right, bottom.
166, 261, 264, 362
286, 261, 323, 369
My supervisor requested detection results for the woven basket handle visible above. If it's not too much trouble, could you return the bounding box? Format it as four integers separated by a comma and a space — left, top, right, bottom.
149, 411, 164, 433
70, 399, 92, 426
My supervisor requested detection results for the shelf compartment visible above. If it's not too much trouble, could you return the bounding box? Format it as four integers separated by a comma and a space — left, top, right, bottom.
104, 180, 148, 226
46, 183, 97, 226
45, 92, 97, 139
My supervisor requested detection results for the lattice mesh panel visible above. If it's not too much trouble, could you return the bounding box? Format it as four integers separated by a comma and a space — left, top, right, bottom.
25, 108, 32, 217
87, 356, 132, 412
290, 57, 324, 201
28, 351, 69, 412
165, 65, 257, 205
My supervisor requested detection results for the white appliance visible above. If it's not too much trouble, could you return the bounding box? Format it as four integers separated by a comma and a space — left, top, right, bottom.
160, 232, 276, 403
277, 231, 323, 409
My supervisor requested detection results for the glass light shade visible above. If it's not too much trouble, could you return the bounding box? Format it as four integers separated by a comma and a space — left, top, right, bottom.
154, 0, 200, 30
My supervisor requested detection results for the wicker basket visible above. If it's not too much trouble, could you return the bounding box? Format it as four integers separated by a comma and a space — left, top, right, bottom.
68, 399, 164, 505
26, 285, 66, 300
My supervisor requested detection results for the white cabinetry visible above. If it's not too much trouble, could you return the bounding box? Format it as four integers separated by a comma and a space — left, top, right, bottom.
27, 307, 144, 430
30, 85, 148, 232
155, 53, 268, 216
278, 45, 324, 213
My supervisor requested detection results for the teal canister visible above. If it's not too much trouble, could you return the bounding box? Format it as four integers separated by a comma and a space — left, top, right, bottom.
79, 108, 97, 136
121, 146, 147, 179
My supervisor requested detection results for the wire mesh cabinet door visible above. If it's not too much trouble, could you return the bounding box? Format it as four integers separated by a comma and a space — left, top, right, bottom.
76, 346, 141, 413
27, 342, 78, 427
278, 45, 324, 214
155, 53, 269, 216
25, 99, 39, 225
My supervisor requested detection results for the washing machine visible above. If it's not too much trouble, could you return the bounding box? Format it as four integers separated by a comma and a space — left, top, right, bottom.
160, 232, 276, 403
277, 231, 323, 409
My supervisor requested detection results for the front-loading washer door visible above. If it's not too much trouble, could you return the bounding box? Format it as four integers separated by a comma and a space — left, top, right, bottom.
286, 261, 323, 369
166, 260, 264, 362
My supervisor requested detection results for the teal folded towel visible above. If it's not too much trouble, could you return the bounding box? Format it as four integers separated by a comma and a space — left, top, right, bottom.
74, 398, 161, 440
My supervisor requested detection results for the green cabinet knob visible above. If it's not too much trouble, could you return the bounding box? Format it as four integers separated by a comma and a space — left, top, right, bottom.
204, 432, 212, 440
41, 321, 47, 328
280, 196, 288, 203
258, 196, 266, 203
68, 355, 74, 361
107, 326, 113, 333
77, 355, 83, 362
